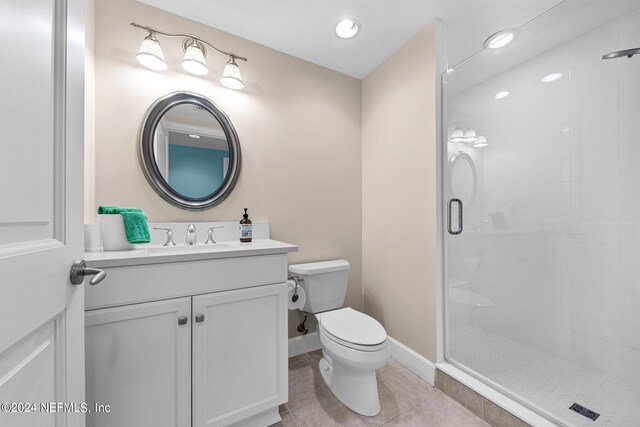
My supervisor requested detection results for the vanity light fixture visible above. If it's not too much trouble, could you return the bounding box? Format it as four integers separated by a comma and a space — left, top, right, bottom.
221, 57, 245, 90
463, 128, 478, 143
136, 33, 168, 71
131, 22, 248, 90
541, 72, 563, 83
473, 136, 488, 148
182, 39, 208, 76
483, 29, 516, 49
449, 124, 465, 143
188, 134, 201, 139
494, 91, 510, 99
335, 18, 360, 39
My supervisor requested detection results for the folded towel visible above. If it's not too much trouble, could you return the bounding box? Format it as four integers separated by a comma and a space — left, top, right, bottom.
97, 205, 150, 244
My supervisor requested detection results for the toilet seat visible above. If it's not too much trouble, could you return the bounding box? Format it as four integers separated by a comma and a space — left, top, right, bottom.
317, 308, 387, 351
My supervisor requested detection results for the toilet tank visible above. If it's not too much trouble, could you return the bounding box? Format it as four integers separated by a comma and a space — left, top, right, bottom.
288, 260, 349, 313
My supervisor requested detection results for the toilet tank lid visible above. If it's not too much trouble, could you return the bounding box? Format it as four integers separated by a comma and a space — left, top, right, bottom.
289, 259, 349, 275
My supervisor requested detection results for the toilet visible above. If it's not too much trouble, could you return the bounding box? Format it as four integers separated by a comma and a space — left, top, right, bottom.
288, 260, 390, 416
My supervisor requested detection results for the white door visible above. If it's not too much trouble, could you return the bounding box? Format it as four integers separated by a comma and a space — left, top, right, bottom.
0, 0, 86, 426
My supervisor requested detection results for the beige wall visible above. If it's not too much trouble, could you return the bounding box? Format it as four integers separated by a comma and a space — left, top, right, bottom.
89, 0, 363, 337
362, 23, 439, 361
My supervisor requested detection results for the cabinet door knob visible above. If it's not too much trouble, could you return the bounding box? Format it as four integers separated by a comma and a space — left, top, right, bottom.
195, 314, 205, 323
178, 316, 188, 326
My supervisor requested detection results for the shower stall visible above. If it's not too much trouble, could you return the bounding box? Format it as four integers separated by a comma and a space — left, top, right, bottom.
442, 0, 640, 425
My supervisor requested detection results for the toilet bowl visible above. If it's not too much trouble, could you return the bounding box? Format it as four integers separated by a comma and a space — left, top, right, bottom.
288, 260, 390, 416
316, 308, 390, 416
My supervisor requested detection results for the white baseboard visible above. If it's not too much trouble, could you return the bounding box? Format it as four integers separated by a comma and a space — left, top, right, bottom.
387, 336, 436, 386
288, 332, 321, 358
288, 333, 436, 387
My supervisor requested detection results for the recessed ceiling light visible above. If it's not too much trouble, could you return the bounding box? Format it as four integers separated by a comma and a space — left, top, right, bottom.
541, 72, 563, 83
188, 134, 201, 139
484, 29, 516, 49
494, 91, 510, 99
335, 18, 360, 39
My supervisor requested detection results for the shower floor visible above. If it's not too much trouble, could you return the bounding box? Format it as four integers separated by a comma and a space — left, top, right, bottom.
449, 326, 640, 427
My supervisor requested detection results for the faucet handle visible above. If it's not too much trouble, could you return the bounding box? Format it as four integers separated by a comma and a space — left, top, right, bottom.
205, 226, 224, 244
153, 227, 176, 246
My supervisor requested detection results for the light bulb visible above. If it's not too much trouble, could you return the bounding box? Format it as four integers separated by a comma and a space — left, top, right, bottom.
335, 18, 360, 39
484, 30, 516, 49
541, 72, 563, 83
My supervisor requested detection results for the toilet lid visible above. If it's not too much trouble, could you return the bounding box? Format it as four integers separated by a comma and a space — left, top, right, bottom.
317, 308, 387, 346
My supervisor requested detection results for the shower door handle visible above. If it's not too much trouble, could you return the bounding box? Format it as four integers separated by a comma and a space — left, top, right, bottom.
448, 198, 463, 235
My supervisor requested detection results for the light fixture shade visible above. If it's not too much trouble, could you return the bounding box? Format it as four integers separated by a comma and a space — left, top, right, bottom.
449, 126, 465, 143
136, 34, 167, 71
182, 41, 208, 76
463, 129, 477, 143
221, 57, 245, 90
473, 136, 488, 148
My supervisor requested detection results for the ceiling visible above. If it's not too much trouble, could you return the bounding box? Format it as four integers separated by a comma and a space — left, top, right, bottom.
138, 0, 563, 79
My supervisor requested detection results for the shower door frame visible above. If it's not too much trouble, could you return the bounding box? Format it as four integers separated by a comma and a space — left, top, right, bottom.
437, 70, 570, 427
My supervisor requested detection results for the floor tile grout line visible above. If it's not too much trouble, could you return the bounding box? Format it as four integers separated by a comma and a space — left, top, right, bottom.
286, 352, 486, 427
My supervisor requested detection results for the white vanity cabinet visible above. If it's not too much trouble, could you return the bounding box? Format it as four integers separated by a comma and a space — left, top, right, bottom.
84, 242, 296, 427
193, 285, 287, 426
85, 298, 192, 427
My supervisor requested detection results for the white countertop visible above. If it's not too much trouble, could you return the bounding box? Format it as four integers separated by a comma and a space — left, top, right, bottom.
85, 239, 298, 268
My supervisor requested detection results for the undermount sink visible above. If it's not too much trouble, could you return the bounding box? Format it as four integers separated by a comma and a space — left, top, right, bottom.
144, 243, 232, 254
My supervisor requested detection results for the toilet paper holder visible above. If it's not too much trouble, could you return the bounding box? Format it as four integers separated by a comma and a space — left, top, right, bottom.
288, 275, 304, 303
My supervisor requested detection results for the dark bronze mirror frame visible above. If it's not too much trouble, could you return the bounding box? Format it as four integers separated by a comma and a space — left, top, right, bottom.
139, 91, 241, 210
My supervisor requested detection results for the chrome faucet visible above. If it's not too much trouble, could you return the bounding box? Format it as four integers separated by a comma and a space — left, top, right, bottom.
153, 227, 176, 246
185, 224, 197, 245
205, 225, 224, 244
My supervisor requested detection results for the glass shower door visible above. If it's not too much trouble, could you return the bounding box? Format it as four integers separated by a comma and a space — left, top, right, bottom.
443, 1, 640, 425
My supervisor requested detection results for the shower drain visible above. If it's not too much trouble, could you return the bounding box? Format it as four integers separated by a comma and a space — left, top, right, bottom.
569, 403, 600, 421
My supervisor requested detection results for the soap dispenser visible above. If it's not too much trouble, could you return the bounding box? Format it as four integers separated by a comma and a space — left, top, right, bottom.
239, 208, 252, 242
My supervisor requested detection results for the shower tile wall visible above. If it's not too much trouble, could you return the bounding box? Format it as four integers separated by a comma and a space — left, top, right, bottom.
447, 7, 640, 389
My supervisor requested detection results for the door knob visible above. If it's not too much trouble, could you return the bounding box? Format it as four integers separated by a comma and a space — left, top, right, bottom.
70, 260, 107, 286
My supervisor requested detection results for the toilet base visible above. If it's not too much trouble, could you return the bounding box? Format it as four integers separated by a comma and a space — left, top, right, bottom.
318, 353, 382, 416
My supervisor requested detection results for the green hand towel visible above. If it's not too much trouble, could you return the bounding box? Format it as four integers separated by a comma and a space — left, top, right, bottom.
97, 206, 150, 244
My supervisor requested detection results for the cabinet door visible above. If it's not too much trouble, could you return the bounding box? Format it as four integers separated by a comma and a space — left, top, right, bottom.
85, 298, 191, 427
193, 283, 288, 427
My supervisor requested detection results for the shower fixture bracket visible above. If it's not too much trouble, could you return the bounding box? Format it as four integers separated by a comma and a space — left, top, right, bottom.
602, 48, 640, 59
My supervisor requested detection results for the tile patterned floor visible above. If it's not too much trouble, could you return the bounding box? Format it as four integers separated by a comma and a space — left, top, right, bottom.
272, 350, 489, 427
451, 325, 640, 427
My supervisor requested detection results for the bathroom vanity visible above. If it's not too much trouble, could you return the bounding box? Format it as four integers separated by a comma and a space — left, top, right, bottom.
84, 236, 297, 427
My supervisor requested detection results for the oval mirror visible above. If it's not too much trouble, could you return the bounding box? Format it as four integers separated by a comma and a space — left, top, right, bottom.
139, 92, 241, 210
449, 151, 477, 206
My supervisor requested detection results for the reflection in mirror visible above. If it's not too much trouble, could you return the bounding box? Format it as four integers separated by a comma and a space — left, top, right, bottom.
153, 104, 230, 199
139, 92, 241, 211
449, 151, 477, 206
